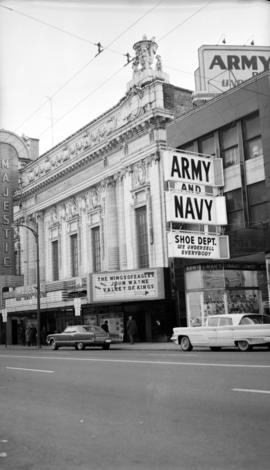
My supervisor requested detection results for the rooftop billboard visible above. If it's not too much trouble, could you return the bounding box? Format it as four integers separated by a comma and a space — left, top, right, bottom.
194, 45, 270, 98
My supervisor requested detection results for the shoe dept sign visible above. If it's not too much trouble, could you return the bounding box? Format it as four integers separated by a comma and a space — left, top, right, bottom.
0, 142, 18, 274
163, 149, 229, 259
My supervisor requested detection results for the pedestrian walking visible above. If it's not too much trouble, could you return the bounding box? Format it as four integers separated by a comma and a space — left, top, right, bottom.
25, 325, 32, 346
41, 326, 47, 345
101, 320, 109, 333
30, 326, 37, 346
126, 316, 137, 344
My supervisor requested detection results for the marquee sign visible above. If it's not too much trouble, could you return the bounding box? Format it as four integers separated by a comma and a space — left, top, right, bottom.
165, 191, 227, 226
168, 231, 229, 259
91, 268, 165, 303
163, 150, 223, 188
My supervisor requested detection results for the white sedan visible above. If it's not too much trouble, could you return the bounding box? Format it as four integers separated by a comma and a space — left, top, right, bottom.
171, 313, 270, 352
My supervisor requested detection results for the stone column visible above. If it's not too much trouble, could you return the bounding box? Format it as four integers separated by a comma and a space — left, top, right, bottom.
37, 213, 45, 282
105, 179, 119, 271
117, 174, 127, 269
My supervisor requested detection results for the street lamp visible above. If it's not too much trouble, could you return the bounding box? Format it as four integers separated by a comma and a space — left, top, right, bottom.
14, 222, 41, 348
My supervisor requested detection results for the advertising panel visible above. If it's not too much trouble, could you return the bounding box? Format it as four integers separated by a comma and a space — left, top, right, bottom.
163, 149, 223, 187
165, 191, 227, 226
195, 45, 270, 94
167, 231, 230, 259
91, 268, 165, 303
0, 143, 18, 274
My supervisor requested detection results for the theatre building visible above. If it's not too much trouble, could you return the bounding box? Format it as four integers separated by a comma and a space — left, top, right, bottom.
2, 36, 194, 344
167, 70, 270, 326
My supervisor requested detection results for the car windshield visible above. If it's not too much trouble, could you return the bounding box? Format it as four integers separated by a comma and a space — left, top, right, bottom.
63, 327, 77, 333
93, 326, 106, 333
82, 326, 106, 333
240, 314, 270, 325
83, 326, 94, 332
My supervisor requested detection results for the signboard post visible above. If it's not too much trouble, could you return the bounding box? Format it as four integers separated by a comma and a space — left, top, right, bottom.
74, 298, 81, 317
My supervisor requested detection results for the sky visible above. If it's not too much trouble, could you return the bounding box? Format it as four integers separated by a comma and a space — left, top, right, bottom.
0, 0, 269, 155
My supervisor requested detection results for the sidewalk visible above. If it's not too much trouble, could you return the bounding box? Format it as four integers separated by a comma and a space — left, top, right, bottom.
0, 342, 177, 352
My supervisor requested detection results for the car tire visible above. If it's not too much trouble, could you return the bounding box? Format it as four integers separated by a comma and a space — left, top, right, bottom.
102, 344, 110, 350
50, 339, 58, 350
210, 347, 221, 351
180, 336, 193, 352
237, 340, 251, 352
76, 342, 85, 351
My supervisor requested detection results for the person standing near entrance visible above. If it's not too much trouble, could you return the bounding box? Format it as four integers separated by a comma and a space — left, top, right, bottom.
101, 320, 109, 333
126, 316, 138, 344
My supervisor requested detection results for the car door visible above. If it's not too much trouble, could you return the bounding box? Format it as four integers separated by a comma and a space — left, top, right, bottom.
59, 327, 77, 346
205, 317, 219, 346
82, 326, 96, 345
216, 317, 234, 347
93, 326, 106, 344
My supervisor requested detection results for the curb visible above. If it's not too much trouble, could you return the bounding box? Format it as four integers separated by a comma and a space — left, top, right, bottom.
0, 343, 176, 352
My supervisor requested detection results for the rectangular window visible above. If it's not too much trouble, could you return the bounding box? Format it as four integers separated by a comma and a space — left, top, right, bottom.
198, 134, 215, 156
179, 142, 195, 153
220, 123, 239, 168
92, 226, 101, 272
52, 240, 59, 281
247, 181, 268, 225
70, 234, 78, 277
136, 206, 149, 268
243, 113, 263, 160
226, 189, 244, 230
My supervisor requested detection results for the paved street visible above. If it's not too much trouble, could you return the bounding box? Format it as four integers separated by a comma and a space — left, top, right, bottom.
0, 346, 270, 470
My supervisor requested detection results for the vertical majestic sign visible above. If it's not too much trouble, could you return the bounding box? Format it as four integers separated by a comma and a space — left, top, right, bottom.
0, 143, 18, 274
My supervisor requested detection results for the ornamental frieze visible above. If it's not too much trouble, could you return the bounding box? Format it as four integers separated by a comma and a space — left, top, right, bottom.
21, 83, 167, 189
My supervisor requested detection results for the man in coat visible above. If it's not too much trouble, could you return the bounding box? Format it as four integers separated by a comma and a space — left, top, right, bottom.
126, 316, 138, 344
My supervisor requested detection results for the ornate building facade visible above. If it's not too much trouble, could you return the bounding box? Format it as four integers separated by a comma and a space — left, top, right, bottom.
2, 36, 193, 344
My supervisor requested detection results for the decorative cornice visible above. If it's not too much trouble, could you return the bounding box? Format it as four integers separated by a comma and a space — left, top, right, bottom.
16, 109, 173, 199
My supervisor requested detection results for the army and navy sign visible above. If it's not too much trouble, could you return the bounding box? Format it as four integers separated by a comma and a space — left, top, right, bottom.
165, 191, 227, 226
194, 45, 270, 94
163, 150, 223, 188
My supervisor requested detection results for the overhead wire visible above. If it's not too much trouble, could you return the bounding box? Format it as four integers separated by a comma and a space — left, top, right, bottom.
3, 0, 267, 149
37, 0, 215, 143
1, 0, 164, 133
38, 65, 126, 139
157, 0, 214, 42
0, 3, 119, 55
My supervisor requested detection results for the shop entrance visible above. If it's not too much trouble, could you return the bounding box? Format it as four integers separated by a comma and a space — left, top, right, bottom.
124, 311, 147, 342
11, 320, 18, 344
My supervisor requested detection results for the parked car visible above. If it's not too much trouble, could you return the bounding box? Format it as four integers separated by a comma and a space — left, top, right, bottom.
47, 325, 112, 350
171, 314, 270, 352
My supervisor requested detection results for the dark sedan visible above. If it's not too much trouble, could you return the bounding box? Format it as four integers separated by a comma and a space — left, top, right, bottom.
47, 325, 111, 350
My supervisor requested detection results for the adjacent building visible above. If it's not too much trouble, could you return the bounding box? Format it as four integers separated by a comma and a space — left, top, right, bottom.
167, 70, 270, 327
